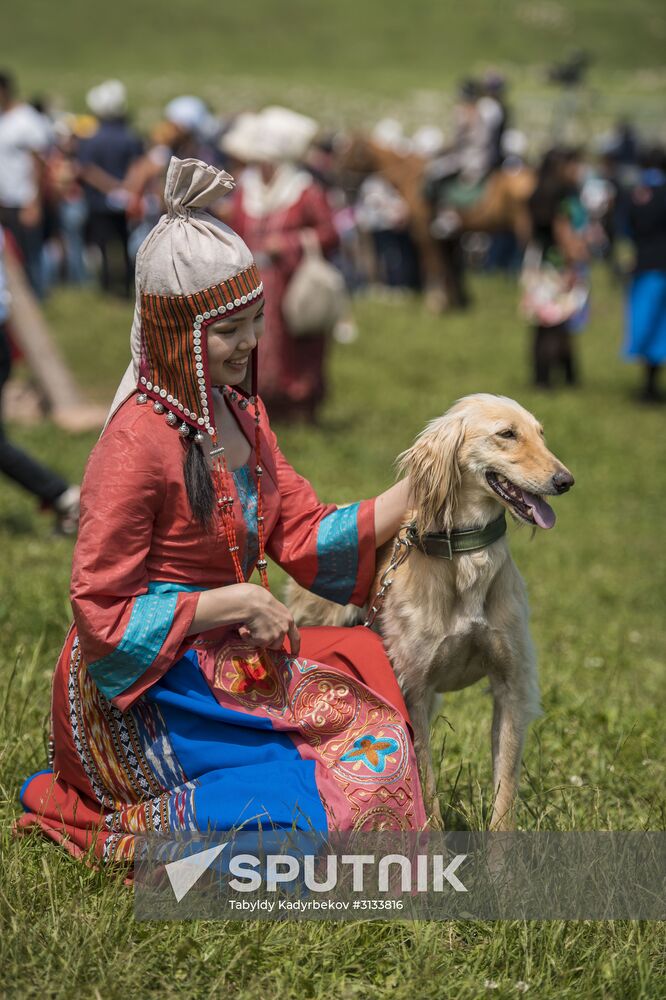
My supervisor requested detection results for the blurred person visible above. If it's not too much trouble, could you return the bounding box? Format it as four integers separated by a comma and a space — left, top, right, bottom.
623, 146, 666, 402
0, 70, 52, 296
123, 119, 194, 258
124, 99, 225, 259
355, 173, 420, 290
0, 226, 79, 533
43, 116, 91, 285
78, 80, 143, 296
226, 107, 339, 421
424, 79, 481, 238
481, 72, 509, 171
523, 147, 590, 388
163, 95, 222, 165
425, 78, 504, 238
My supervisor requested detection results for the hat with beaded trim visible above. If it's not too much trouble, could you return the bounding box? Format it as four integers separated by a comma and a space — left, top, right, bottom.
106, 156, 264, 437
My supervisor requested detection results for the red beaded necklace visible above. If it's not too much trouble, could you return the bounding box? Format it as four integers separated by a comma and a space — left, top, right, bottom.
209, 388, 271, 591
208, 389, 273, 691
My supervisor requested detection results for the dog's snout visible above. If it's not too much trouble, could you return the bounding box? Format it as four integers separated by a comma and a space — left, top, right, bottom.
552, 469, 575, 494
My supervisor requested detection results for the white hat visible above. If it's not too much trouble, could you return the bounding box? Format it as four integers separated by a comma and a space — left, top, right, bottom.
371, 118, 411, 154
219, 112, 263, 163
412, 125, 444, 158
220, 106, 318, 165
86, 79, 127, 118
256, 106, 319, 162
107, 157, 263, 436
164, 95, 215, 137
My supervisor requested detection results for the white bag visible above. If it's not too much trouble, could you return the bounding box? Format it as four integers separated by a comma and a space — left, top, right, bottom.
519, 244, 589, 328
282, 230, 347, 337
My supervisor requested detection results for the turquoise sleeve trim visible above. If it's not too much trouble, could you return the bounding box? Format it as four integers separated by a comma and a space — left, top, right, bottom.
88, 590, 181, 699
146, 581, 205, 595
311, 503, 360, 605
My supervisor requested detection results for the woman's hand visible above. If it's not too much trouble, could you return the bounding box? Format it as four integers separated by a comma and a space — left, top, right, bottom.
238, 585, 301, 655
188, 582, 300, 655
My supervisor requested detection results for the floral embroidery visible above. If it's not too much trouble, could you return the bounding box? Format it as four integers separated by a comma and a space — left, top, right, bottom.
340, 734, 400, 773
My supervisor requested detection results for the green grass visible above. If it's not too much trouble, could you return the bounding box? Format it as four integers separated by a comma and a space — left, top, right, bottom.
1, 271, 665, 997
2, 0, 666, 139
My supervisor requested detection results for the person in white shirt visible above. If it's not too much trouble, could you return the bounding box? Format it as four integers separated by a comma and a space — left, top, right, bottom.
0, 71, 52, 295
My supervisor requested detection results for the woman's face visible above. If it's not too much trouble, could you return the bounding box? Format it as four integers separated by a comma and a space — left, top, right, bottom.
561, 157, 583, 187
206, 297, 265, 386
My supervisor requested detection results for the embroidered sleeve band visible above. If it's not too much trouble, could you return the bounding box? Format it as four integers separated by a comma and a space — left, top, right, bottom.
310, 503, 361, 605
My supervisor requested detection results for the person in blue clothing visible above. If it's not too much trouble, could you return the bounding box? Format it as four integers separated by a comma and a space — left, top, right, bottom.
623, 145, 666, 403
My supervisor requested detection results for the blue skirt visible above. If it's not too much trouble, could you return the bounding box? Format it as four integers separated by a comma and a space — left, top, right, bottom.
624, 271, 666, 364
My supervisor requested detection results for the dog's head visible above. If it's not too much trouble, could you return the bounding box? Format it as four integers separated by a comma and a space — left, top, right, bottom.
397, 394, 574, 535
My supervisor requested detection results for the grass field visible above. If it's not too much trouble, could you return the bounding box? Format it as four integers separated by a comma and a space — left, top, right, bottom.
2, 0, 666, 142
2, 1, 666, 992
1, 270, 665, 998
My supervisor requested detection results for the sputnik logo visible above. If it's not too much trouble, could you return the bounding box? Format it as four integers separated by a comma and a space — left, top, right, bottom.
165, 842, 227, 902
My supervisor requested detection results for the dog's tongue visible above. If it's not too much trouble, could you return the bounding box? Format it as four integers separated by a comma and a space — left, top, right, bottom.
520, 490, 556, 529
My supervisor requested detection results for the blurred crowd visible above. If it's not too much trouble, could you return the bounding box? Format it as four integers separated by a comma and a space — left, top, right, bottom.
0, 64, 664, 536
0, 66, 664, 406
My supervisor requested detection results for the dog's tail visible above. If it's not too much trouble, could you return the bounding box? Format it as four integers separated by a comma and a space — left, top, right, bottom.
283, 578, 365, 628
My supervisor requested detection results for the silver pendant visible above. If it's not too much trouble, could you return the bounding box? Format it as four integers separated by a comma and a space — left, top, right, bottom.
166, 412, 178, 426
153, 401, 165, 414
136, 393, 148, 405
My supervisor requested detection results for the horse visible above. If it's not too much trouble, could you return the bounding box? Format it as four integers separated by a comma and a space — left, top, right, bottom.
337, 134, 535, 310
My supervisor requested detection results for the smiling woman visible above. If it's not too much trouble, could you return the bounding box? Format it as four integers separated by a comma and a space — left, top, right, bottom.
16, 157, 426, 867
206, 299, 265, 386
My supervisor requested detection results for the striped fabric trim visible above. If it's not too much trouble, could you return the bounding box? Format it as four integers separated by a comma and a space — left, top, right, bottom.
311, 503, 361, 606
139, 263, 263, 435
88, 591, 180, 699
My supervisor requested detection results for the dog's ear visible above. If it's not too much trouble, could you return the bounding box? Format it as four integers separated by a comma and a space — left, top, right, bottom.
397, 414, 466, 536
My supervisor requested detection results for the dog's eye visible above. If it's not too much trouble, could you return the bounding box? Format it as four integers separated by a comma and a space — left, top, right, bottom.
497, 429, 516, 440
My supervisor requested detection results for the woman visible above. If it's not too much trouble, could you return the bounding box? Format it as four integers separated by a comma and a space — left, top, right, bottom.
225, 108, 338, 422
18, 158, 426, 865
623, 145, 666, 402
524, 147, 590, 388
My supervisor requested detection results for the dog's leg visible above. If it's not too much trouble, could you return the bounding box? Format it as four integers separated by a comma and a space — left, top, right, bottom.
489, 655, 540, 831
489, 689, 525, 831
406, 690, 443, 829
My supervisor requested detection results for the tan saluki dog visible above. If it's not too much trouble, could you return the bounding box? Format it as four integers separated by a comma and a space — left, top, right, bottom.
286, 394, 574, 830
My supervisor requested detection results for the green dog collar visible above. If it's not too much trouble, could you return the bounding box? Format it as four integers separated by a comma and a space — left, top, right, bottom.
407, 512, 507, 559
